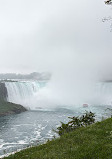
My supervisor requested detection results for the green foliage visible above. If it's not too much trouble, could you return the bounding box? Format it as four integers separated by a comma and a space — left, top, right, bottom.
56, 111, 95, 136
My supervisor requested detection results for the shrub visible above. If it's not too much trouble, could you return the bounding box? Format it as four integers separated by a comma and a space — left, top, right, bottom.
55, 111, 95, 136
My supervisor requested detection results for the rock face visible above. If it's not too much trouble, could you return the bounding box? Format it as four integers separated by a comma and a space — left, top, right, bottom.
0, 82, 8, 101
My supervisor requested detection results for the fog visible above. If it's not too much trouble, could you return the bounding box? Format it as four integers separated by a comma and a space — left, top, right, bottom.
0, 0, 112, 107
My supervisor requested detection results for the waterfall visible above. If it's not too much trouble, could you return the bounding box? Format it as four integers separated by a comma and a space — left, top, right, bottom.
92, 82, 112, 105
4, 81, 112, 110
5, 81, 46, 109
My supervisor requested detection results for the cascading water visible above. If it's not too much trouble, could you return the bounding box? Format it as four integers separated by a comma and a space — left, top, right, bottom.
93, 82, 112, 105
5, 81, 47, 109
4, 81, 112, 110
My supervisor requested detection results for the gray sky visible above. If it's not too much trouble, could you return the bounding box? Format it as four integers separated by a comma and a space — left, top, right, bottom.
0, 0, 112, 78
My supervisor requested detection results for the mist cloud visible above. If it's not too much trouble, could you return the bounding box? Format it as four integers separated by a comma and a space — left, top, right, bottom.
0, 0, 112, 106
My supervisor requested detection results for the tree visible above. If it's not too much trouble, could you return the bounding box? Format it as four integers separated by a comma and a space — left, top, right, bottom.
105, 0, 112, 4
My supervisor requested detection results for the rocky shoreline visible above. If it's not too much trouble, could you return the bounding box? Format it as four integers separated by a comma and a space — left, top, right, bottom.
0, 100, 27, 117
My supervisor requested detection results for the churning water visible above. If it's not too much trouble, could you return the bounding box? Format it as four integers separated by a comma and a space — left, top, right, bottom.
0, 109, 74, 158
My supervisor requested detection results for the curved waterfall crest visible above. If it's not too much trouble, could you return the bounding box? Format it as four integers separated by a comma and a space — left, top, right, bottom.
3, 81, 112, 110
5, 81, 46, 109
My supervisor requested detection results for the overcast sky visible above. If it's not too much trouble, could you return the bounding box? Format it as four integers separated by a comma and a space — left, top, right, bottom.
0, 0, 112, 78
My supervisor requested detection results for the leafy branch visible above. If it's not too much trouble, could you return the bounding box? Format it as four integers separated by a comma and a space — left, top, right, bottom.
55, 111, 95, 136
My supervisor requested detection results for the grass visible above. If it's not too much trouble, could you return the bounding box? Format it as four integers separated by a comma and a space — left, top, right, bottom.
3, 117, 112, 159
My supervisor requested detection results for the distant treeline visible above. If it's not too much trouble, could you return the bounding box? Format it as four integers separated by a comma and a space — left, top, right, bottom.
0, 72, 51, 80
